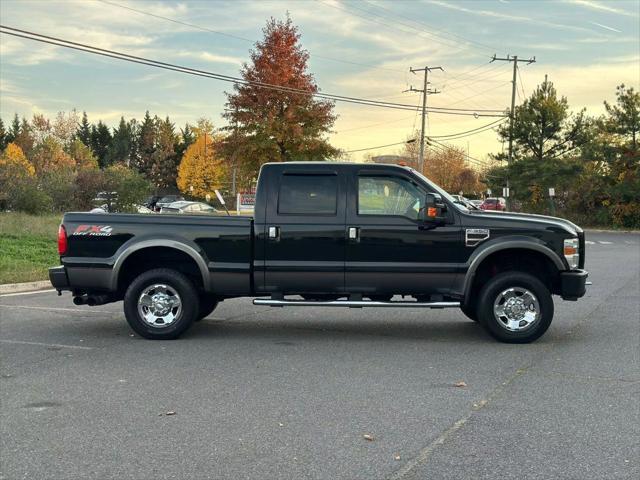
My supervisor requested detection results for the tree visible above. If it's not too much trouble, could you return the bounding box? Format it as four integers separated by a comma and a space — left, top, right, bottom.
224, 16, 337, 167
177, 133, 227, 198
0, 142, 35, 177
30, 137, 75, 174
8, 114, 20, 144
605, 84, 640, 152
103, 164, 151, 212
0, 143, 40, 212
495, 76, 587, 163
107, 117, 135, 166
90, 121, 112, 168
14, 118, 35, 158
136, 111, 156, 174
177, 123, 195, 160
149, 117, 179, 189
77, 111, 92, 146
0, 118, 6, 151
52, 109, 79, 149
68, 138, 98, 170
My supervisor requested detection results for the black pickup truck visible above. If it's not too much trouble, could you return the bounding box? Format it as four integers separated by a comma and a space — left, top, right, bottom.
50, 162, 588, 343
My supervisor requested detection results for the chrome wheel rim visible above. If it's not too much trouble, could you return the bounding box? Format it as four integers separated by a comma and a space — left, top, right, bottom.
493, 287, 540, 332
137, 284, 182, 328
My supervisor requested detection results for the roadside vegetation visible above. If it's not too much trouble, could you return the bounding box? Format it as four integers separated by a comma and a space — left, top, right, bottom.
0, 213, 60, 284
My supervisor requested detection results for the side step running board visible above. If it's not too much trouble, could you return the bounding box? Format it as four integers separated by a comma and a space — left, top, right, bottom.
253, 298, 460, 308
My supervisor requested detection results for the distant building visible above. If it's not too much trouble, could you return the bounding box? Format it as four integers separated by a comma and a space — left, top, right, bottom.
370, 155, 418, 170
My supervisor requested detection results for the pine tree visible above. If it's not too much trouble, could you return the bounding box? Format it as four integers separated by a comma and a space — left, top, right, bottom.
149, 117, 178, 189
0, 118, 6, 151
90, 121, 113, 168
176, 123, 195, 160
107, 117, 135, 166
14, 118, 35, 158
224, 16, 337, 165
136, 111, 157, 175
77, 111, 91, 146
9, 114, 20, 144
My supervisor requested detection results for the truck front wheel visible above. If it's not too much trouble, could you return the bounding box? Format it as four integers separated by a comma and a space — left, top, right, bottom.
124, 268, 199, 340
477, 271, 553, 343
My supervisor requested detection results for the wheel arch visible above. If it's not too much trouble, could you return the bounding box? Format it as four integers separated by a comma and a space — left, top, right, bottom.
462, 239, 565, 302
111, 239, 210, 293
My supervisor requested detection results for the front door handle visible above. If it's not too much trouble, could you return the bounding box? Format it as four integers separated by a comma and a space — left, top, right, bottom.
268, 226, 280, 241
348, 226, 360, 242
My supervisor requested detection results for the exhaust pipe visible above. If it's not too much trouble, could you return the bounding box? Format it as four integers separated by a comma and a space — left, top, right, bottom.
73, 295, 88, 305
87, 294, 112, 306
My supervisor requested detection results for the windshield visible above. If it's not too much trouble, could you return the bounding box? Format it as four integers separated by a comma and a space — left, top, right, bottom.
409, 169, 471, 212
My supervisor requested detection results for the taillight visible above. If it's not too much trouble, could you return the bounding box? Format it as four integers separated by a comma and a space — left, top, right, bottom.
58, 225, 68, 255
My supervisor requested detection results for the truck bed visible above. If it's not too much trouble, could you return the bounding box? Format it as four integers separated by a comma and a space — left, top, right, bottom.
60, 212, 254, 296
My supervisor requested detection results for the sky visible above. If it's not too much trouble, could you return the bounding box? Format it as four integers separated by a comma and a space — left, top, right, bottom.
1, 0, 639, 163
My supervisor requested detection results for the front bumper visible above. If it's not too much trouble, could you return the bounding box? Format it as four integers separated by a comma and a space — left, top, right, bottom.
49, 266, 70, 292
560, 269, 588, 300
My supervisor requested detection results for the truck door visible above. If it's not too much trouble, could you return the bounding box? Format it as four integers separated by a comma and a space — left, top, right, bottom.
345, 171, 461, 296
263, 169, 346, 294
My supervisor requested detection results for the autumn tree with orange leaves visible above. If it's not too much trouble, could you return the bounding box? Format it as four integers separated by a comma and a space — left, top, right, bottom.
224, 16, 338, 172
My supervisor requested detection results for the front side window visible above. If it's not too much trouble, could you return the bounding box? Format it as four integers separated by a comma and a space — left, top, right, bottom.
278, 174, 338, 215
358, 176, 425, 220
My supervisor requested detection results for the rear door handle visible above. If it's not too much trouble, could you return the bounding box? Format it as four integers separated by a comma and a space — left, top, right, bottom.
348, 226, 360, 242
268, 226, 280, 241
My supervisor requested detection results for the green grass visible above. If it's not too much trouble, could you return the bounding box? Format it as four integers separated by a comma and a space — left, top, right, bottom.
0, 213, 61, 284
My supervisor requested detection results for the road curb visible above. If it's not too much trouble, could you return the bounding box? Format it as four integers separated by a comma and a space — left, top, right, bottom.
0, 280, 51, 295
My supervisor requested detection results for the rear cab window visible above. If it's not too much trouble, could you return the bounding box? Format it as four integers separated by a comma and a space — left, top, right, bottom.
278, 174, 338, 215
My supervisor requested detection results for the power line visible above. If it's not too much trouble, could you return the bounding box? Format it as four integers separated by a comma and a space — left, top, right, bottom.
345, 139, 414, 153
95, 0, 403, 74
0, 25, 507, 117
428, 118, 508, 140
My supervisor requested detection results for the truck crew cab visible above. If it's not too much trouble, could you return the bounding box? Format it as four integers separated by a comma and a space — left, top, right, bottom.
50, 162, 588, 343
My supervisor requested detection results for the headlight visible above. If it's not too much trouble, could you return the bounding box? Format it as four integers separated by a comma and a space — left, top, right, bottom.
564, 237, 579, 269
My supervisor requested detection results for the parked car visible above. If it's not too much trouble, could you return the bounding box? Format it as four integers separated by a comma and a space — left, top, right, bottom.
155, 195, 185, 211
480, 197, 507, 211
469, 199, 483, 208
50, 162, 588, 343
159, 201, 218, 215
92, 191, 118, 211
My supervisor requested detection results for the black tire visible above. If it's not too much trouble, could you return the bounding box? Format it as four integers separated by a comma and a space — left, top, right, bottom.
196, 296, 219, 321
460, 302, 478, 322
477, 271, 553, 343
124, 268, 199, 340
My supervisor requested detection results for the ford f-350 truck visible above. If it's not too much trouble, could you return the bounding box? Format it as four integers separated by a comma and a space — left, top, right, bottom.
49, 162, 588, 343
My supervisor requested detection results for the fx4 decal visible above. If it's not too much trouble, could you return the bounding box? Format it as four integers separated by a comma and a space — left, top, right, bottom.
72, 225, 113, 236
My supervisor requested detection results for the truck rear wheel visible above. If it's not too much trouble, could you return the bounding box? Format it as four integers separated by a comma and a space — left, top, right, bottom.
124, 268, 198, 340
477, 271, 553, 343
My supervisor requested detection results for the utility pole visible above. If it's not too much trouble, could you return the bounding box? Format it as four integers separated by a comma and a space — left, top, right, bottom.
490, 54, 535, 208
408, 65, 443, 173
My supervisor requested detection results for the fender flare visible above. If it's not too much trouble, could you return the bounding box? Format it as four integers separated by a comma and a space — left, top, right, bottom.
461, 238, 565, 300
110, 238, 210, 292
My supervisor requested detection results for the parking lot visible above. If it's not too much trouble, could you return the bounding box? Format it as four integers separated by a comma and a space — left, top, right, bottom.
1, 230, 638, 480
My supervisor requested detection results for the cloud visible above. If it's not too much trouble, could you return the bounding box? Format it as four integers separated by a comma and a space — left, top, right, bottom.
567, 0, 639, 17
589, 22, 622, 33
425, 0, 593, 33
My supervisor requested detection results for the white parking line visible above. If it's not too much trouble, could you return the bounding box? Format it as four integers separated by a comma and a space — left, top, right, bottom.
0, 305, 113, 314
0, 339, 93, 350
585, 241, 596, 245
598, 241, 613, 244
0, 289, 56, 298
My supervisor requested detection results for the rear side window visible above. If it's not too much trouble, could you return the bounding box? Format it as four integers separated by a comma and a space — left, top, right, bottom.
278, 174, 337, 215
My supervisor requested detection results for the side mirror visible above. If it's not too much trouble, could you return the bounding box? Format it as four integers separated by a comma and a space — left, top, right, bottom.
424, 193, 446, 223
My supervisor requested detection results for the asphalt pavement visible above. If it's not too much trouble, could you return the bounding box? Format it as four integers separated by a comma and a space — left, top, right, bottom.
1, 231, 638, 480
